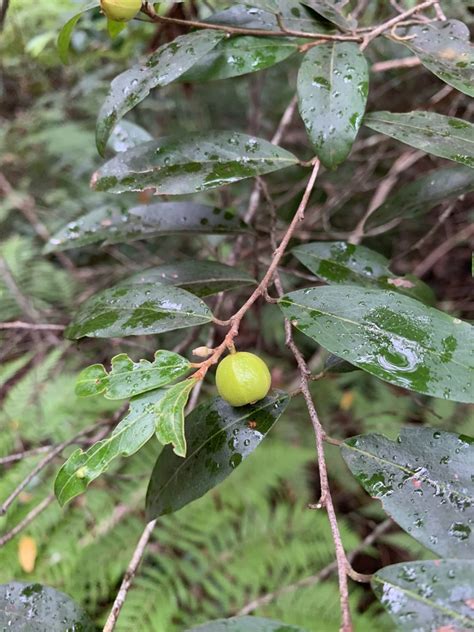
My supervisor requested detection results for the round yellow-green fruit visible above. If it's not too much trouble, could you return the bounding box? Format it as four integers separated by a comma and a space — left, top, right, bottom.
215, 352, 271, 407
100, 0, 142, 22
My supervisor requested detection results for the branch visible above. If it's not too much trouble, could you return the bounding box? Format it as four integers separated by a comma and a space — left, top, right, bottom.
0, 321, 65, 331
103, 519, 157, 632
413, 223, 474, 277
0, 494, 55, 548
0, 446, 51, 465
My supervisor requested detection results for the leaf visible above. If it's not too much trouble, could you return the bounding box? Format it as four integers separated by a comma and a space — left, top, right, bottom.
54, 389, 165, 506
45, 203, 250, 253
146, 391, 289, 519
107, 18, 126, 39
342, 428, 474, 558
301, 1, 357, 31
181, 36, 298, 82
187, 616, 309, 631
96, 30, 225, 154
297, 42, 369, 168
64, 283, 213, 339
366, 165, 474, 230
239, 1, 330, 31
154, 378, 197, 457
57, 1, 99, 64
364, 111, 474, 168
292, 241, 435, 303
119, 260, 256, 298
18, 537, 37, 574
75, 350, 190, 399
91, 131, 299, 195
106, 120, 153, 153
393, 20, 474, 97
0, 582, 95, 631
372, 560, 474, 631
279, 286, 474, 402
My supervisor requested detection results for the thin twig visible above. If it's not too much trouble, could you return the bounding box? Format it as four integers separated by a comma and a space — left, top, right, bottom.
0, 321, 65, 331
0, 494, 55, 548
103, 519, 157, 632
238, 518, 393, 616
371, 56, 420, 72
413, 223, 474, 277
0, 446, 52, 465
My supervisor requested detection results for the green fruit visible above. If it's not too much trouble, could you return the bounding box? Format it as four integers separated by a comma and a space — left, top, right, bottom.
100, 0, 142, 22
215, 351, 271, 407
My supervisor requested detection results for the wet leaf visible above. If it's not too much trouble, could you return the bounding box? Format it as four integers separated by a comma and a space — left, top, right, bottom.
106, 120, 153, 153
96, 30, 225, 154
342, 428, 474, 558
239, 1, 329, 31
301, 1, 357, 30
372, 560, 474, 630
187, 616, 308, 631
0, 582, 95, 631
364, 111, 474, 168
279, 286, 474, 402
324, 354, 358, 374
91, 131, 299, 195
181, 36, 298, 82
64, 283, 213, 339
18, 537, 37, 574
297, 42, 369, 168
393, 20, 474, 97
146, 391, 289, 519
45, 203, 250, 253
120, 260, 256, 297
55, 389, 165, 506
366, 165, 474, 230
75, 350, 190, 399
154, 378, 197, 457
292, 241, 435, 303
57, 2, 99, 64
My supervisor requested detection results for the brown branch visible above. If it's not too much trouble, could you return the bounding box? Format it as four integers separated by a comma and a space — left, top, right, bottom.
0, 321, 65, 331
413, 223, 474, 278
371, 56, 420, 72
0, 494, 55, 548
0, 446, 51, 465
103, 519, 157, 632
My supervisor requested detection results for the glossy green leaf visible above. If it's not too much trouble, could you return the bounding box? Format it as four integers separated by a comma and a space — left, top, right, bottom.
372, 560, 474, 631
187, 617, 308, 632
120, 260, 256, 298
75, 350, 190, 399
154, 378, 197, 457
0, 582, 95, 632
64, 283, 213, 339
107, 120, 153, 153
324, 354, 358, 374
55, 389, 165, 506
107, 18, 126, 39
91, 131, 299, 195
57, 2, 99, 64
45, 203, 250, 253
96, 30, 225, 154
240, 1, 329, 31
279, 286, 474, 402
393, 20, 474, 97
342, 428, 474, 558
297, 42, 369, 168
181, 36, 298, 82
146, 391, 289, 519
364, 111, 474, 168
366, 165, 474, 230
292, 241, 435, 303
301, 1, 357, 30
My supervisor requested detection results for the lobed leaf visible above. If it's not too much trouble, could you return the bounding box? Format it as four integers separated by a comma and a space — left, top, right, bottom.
45, 203, 250, 253
91, 131, 299, 195
292, 241, 435, 303
64, 283, 213, 339
342, 428, 474, 558
96, 30, 225, 154
0, 582, 95, 631
279, 285, 474, 402
54, 389, 165, 506
75, 350, 190, 399
297, 42, 368, 168
372, 560, 474, 631
154, 378, 197, 457
392, 20, 474, 97
364, 111, 474, 168
146, 392, 289, 519
120, 260, 256, 298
